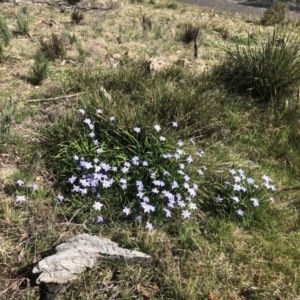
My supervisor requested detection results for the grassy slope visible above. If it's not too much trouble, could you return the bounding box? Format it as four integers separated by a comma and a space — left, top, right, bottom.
1, 1, 300, 300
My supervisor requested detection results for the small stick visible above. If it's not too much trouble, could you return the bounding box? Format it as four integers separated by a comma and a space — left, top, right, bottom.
27, 92, 85, 103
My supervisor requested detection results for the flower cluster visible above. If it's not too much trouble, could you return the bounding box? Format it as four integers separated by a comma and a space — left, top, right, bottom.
15, 179, 39, 203
57, 109, 207, 230
213, 167, 275, 218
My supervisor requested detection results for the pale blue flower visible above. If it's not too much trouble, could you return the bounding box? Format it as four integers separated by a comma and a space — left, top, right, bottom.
197, 169, 204, 175
96, 148, 103, 154
251, 198, 259, 207
93, 201, 103, 211
262, 175, 272, 183
237, 209, 244, 216
151, 188, 159, 194
186, 155, 193, 164
159, 136, 166, 142
97, 216, 104, 223
197, 150, 205, 157
121, 167, 129, 173
68, 175, 77, 184
145, 222, 153, 230
163, 208, 171, 217
182, 210, 191, 219
123, 207, 131, 215
16, 179, 24, 186
60, 194, 71, 208
89, 132, 95, 138
189, 202, 197, 210
142, 161, 148, 166
246, 177, 255, 184
73, 155, 79, 161
232, 196, 240, 203
16, 195, 26, 203
178, 200, 186, 208
172, 121, 178, 127
229, 169, 236, 175
109, 116, 115, 121
177, 141, 184, 147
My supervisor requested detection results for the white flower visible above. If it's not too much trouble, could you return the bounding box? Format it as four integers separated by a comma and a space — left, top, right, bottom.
16, 195, 26, 203
78, 109, 85, 114
96, 109, 103, 114
177, 141, 184, 147
123, 207, 130, 215
154, 124, 161, 132
133, 127, 141, 133
172, 121, 178, 127
109, 116, 115, 121
93, 201, 103, 211
215, 195, 223, 203
186, 155, 193, 164
237, 209, 244, 216
189, 202, 197, 210
182, 210, 191, 219
16, 179, 24, 186
197, 150, 205, 157
159, 136, 166, 142
232, 196, 240, 203
197, 169, 204, 175
145, 222, 153, 230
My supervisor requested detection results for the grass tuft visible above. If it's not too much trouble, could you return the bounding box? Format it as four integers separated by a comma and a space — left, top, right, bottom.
71, 9, 84, 24
214, 27, 300, 102
261, 1, 286, 26
0, 15, 12, 46
14, 7, 29, 35
39, 33, 66, 61
28, 50, 49, 86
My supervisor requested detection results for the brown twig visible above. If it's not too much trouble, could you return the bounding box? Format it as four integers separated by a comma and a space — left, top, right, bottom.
27, 92, 85, 103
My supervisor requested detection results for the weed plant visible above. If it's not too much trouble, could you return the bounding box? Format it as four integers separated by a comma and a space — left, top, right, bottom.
261, 1, 286, 26
214, 27, 300, 102
28, 50, 49, 85
39, 33, 66, 60
180, 24, 199, 44
0, 15, 12, 46
15, 7, 29, 35
71, 9, 84, 24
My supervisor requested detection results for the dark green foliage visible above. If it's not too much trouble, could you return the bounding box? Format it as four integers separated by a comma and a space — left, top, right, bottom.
39, 33, 66, 61
0, 15, 12, 46
180, 24, 199, 44
28, 50, 49, 85
15, 7, 29, 35
71, 9, 84, 24
261, 1, 286, 26
214, 28, 300, 102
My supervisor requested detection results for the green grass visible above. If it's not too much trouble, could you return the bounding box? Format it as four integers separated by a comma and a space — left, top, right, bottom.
2, 2, 300, 300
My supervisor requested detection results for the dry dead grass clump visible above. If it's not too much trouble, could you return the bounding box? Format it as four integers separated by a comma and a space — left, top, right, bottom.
39, 33, 66, 61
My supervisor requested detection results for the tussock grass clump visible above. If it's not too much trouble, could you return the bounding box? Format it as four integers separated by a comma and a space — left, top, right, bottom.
39, 33, 66, 60
71, 9, 84, 24
0, 15, 12, 46
28, 50, 49, 85
180, 23, 199, 44
0, 97, 15, 151
261, 1, 286, 26
141, 15, 152, 31
214, 28, 300, 102
15, 7, 29, 35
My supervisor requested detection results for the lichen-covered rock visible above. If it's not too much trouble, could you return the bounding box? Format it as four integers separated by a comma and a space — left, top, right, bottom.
33, 234, 152, 285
